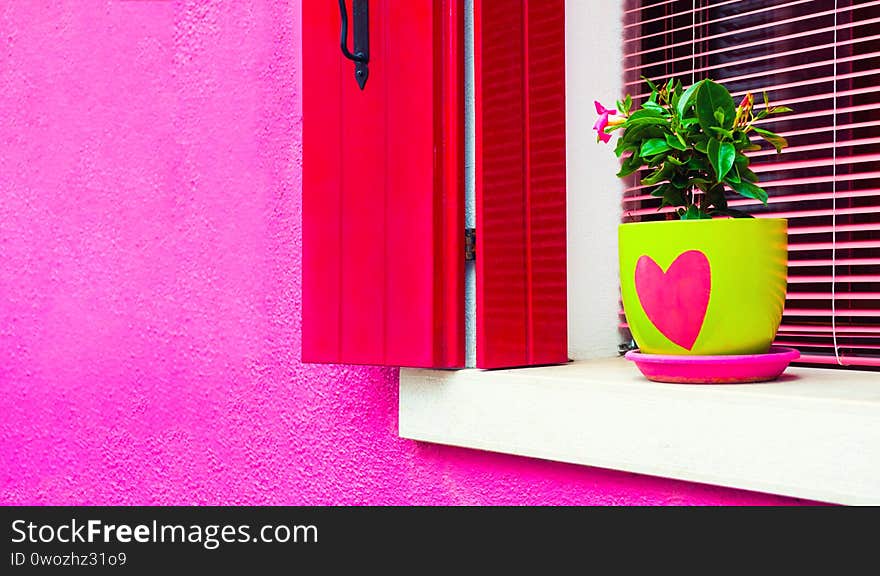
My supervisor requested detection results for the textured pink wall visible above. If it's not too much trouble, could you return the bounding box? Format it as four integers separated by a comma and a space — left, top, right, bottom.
0, 1, 803, 505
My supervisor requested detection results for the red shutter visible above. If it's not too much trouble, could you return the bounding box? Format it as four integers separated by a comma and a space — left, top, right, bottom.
475, 0, 568, 368
303, 0, 465, 368
622, 0, 880, 369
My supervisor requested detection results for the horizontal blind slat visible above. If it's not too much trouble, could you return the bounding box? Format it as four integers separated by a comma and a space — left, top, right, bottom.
786, 291, 880, 298
624, 0, 771, 30
625, 0, 821, 48
631, 69, 880, 102
624, 4, 880, 52
626, 49, 880, 89
624, 171, 880, 196
795, 354, 880, 367
625, 30, 880, 73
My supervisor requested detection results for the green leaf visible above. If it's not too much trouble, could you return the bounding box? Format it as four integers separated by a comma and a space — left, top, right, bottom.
665, 154, 684, 166
665, 133, 686, 151
642, 76, 658, 93
688, 177, 712, 191
622, 118, 668, 134
618, 123, 665, 152
686, 156, 709, 172
728, 179, 768, 204
641, 101, 666, 114
676, 80, 703, 118
709, 126, 734, 139
713, 107, 726, 126
641, 163, 673, 185
695, 79, 736, 132
693, 138, 709, 154
670, 82, 682, 110
653, 184, 684, 209
614, 139, 634, 158
614, 133, 634, 157
770, 106, 793, 114
680, 205, 712, 220
752, 127, 788, 152
640, 138, 670, 157
650, 184, 669, 198
724, 163, 742, 184
617, 153, 643, 178
706, 185, 728, 210
669, 171, 688, 189
629, 108, 663, 120
661, 188, 685, 209
615, 144, 636, 160
707, 139, 735, 182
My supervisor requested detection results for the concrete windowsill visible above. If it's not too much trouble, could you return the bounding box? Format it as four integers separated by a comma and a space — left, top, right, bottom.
399, 358, 880, 505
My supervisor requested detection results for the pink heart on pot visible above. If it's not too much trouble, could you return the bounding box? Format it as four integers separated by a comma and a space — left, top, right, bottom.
634, 250, 711, 351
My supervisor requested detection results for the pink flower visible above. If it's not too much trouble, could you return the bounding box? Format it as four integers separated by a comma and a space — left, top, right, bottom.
593, 100, 618, 143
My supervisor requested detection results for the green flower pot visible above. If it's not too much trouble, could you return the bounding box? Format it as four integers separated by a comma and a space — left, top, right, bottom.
619, 218, 788, 356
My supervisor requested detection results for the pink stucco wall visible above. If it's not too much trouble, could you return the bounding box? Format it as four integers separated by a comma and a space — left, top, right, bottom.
0, 1, 803, 505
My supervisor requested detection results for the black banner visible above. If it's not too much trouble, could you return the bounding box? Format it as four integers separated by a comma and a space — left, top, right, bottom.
0, 505, 839, 571
0, 506, 609, 571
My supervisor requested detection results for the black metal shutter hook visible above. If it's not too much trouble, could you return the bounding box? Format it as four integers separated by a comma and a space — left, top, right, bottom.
339, 0, 369, 90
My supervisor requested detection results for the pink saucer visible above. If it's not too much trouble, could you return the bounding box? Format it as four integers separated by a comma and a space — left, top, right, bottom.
624, 346, 801, 384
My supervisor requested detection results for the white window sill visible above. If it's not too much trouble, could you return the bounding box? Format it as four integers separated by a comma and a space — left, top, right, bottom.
399, 358, 880, 505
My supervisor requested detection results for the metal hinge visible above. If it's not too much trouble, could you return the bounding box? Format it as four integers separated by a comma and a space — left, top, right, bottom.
465, 228, 476, 261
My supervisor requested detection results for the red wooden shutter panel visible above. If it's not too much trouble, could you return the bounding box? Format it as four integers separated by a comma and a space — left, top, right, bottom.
475, 0, 568, 368
303, 0, 465, 368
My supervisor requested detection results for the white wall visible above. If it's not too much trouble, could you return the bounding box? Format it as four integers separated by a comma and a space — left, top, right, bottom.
566, 0, 624, 359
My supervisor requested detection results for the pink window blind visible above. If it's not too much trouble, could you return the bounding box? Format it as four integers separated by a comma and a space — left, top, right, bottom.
622, 0, 880, 369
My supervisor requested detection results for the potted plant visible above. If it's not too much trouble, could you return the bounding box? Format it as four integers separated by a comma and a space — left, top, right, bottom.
595, 78, 795, 367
